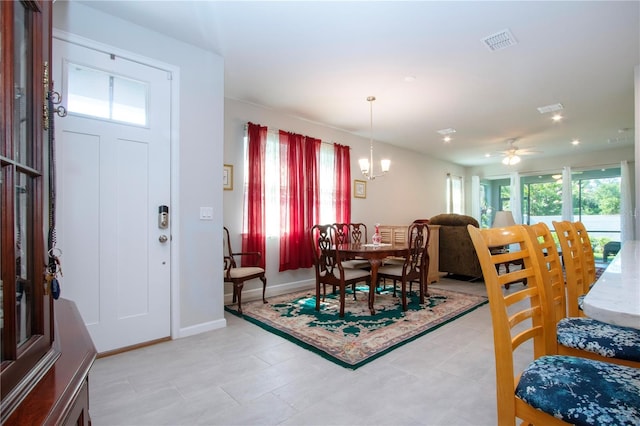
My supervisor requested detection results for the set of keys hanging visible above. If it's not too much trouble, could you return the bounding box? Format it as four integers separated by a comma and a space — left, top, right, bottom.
44, 248, 62, 299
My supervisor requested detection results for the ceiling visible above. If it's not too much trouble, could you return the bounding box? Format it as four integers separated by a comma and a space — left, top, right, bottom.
78, 1, 639, 167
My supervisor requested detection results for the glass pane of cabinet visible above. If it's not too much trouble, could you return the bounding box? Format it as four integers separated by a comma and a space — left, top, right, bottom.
15, 171, 33, 347
13, 2, 33, 167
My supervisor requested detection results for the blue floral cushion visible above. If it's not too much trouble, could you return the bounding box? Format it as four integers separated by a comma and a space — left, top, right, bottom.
516, 355, 640, 425
577, 294, 585, 311
557, 317, 640, 362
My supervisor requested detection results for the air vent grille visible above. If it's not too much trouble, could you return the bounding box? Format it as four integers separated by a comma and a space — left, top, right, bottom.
537, 103, 564, 114
436, 128, 456, 135
482, 29, 518, 51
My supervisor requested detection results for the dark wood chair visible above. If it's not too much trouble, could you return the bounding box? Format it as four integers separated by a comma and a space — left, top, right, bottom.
309, 224, 371, 317
223, 227, 267, 314
349, 223, 367, 244
377, 222, 430, 310
333, 222, 369, 270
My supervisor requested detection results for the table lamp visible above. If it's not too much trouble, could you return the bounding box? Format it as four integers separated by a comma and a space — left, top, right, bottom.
492, 210, 516, 228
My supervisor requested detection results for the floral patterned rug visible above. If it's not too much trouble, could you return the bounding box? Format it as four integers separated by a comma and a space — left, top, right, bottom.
224, 286, 488, 369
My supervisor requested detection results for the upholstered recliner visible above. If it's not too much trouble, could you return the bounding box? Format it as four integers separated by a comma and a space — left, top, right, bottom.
429, 213, 482, 280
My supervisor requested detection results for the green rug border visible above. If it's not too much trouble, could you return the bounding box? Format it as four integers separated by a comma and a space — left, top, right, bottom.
225, 289, 488, 370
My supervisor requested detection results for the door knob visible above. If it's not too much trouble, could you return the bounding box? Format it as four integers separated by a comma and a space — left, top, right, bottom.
159, 235, 168, 243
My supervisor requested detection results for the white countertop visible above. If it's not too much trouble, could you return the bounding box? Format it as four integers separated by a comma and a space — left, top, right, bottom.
583, 240, 640, 329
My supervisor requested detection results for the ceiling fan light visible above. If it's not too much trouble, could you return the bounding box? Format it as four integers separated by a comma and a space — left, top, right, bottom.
502, 155, 521, 165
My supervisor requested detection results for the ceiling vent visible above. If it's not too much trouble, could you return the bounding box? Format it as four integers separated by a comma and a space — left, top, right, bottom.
482, 29, 518, 51
436, 128, 456, 135
537, 103, 564, 114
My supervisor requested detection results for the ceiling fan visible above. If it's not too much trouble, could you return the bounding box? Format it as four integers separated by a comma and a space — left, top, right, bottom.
499, 139, 541, 165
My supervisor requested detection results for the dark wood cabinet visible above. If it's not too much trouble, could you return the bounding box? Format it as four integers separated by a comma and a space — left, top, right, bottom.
1, 1, 97, 423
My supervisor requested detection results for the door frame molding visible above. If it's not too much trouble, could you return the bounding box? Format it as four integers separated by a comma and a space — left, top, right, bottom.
52, 29, 181, 341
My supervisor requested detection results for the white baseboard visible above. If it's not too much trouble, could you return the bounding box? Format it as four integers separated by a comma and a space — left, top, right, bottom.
224, 278, 315, 304
177, 318, 227, 339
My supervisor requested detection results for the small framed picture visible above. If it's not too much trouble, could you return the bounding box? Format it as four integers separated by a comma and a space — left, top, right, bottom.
354, 179, 366, 199
223, 164, 233, 191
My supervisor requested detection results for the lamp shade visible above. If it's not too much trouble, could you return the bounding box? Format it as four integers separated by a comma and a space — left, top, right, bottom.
359, 158, 370, 174
492, 210, 516, 228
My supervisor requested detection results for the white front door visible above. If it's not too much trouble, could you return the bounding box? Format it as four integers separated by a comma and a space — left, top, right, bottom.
52, 38, 172, 353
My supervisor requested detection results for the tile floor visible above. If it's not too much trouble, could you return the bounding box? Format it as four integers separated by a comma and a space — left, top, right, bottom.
88, 278, 531, 425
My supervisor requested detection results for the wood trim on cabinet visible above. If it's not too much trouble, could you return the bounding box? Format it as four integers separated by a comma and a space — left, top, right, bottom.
4, 299, 97, 425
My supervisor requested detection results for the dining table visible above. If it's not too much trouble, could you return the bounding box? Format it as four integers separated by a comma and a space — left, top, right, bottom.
337, 242, 409, 315
582, 240, 640, 330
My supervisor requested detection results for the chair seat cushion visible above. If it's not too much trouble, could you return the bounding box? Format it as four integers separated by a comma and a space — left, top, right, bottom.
228, 267, 264, 279
341, 259, 371, 269
557, 317, 640, 362
516, 355, 640, 425
378, 265, 403, 278
321, 268, 370, 281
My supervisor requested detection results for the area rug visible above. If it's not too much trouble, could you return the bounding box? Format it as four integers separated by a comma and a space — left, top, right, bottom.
225, 286, 488, 369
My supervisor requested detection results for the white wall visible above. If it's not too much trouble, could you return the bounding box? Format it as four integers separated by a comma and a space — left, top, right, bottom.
53, 1, 225, 336
635, 64, 640, 239
224, 98, 464, 296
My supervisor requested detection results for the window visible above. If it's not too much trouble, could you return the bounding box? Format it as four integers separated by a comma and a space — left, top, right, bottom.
446, 173, 464, 214
488, 168, 622, 261
242, 124, 351, 272
244, 132, 342, 238
67, 63, 148, 126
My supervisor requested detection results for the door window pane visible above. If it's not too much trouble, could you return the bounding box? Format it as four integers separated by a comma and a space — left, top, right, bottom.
67, 63, 148, 126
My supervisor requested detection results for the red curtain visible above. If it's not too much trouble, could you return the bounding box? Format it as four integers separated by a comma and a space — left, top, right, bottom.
278, 132, 318, 271
334, 143, 351, 224
242, 122, 351, 272
242, 122, 267, 268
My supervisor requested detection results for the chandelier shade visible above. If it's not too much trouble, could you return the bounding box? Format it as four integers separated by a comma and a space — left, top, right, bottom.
360, 96, 390, 180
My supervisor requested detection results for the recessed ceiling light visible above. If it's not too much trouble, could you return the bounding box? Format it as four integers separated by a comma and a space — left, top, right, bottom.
485, 153, 491, 158
571, 139, 580, 145
443, 136, 452, 143
552, 113, 563, 122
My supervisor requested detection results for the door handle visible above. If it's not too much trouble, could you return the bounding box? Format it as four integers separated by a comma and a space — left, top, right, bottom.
159, 235, 168, 243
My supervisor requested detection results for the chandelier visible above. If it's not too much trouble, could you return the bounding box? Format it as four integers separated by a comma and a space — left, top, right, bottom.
359, 96, 390, 180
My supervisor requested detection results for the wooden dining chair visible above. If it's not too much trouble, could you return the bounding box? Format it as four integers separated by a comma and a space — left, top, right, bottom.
573, 221, 597, 287
527, 222, 640, 368
468, 224, 640, 426
309, 224, 371, 317
349, 222, 367, 244
552, 220, 589, 317
332, 223, 369, 272
223, 227, 267, 314
377, 222, 430, 310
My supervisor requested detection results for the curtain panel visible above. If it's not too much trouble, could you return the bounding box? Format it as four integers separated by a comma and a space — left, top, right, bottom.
278, 132, 319, 271
561, 166, 573, 221
244, 122, 352, 272
620, 160, 634, 242
242, 122, 267, 268
334, 143, 351, 224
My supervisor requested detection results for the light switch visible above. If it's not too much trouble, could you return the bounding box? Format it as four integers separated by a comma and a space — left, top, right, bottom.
200, 207, 213, 220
